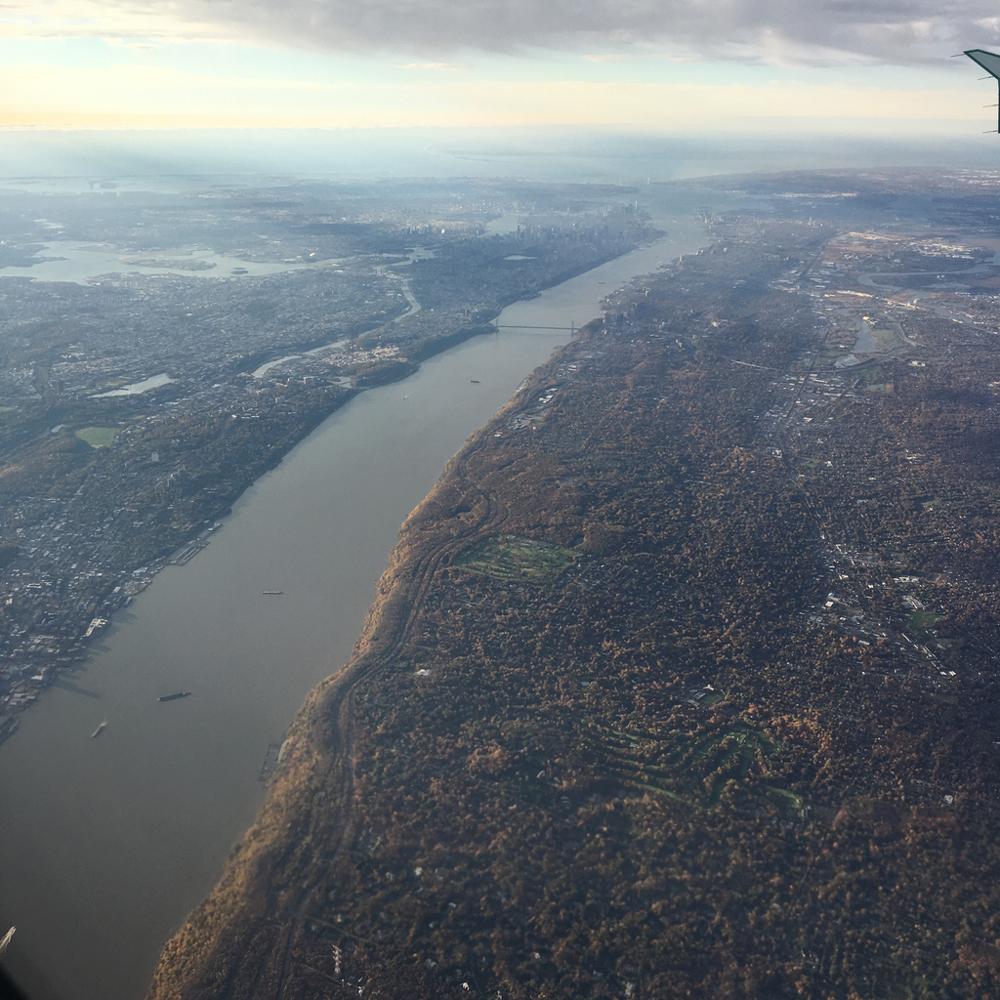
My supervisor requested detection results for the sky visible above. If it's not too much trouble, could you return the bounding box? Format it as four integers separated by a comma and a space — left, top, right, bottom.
3, 1, 1000, 133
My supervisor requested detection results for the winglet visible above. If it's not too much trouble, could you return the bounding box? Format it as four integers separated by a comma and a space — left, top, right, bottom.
965, 48, 1000, 79
964, 50, 1000, 132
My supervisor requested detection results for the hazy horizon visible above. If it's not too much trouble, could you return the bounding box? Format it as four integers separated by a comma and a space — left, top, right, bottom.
3, 127, 1000, 189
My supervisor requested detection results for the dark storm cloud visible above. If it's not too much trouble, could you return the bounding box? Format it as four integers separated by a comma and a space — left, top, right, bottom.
168, 0, 1000, 63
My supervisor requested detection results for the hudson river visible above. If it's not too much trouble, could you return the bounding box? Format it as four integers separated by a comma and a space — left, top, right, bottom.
0, 216, 706, 999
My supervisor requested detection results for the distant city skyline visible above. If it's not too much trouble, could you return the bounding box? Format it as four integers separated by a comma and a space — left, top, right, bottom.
2, 1, 999, 131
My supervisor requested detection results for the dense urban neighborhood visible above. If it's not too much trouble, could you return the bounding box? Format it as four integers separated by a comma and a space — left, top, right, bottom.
0, 178, 651, 741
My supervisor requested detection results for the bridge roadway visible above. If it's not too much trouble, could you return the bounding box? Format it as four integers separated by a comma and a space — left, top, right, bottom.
495, 323, 576, 332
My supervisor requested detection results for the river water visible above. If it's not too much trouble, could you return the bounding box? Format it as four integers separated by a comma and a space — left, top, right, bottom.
0, 242, 318, 283
92, 373, 176, 398
0, 215, 706, 1000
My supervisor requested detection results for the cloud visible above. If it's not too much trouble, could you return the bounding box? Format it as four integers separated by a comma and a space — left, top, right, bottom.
3, 0, 1000, 65
0, 1, 224, 43
397, 62, 461, 71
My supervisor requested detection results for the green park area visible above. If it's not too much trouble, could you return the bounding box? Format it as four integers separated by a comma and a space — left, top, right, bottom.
908, 609, 940, 638
75, 426, 119, 448
455, 534, 577, 584
595, 721, 804, 815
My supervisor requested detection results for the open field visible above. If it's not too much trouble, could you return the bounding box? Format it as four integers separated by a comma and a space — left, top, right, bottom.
74, 426, 119, 448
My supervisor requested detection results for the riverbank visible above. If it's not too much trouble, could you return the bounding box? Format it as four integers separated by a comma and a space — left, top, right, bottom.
146, 328, 582, 997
